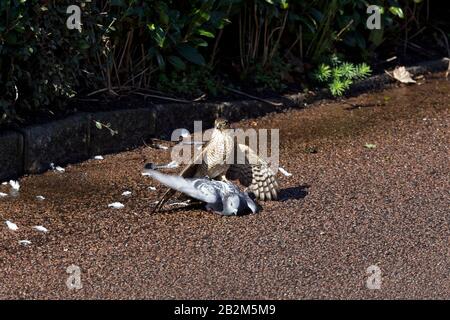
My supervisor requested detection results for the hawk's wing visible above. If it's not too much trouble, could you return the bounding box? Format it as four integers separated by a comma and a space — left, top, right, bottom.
226, 143, 278, 201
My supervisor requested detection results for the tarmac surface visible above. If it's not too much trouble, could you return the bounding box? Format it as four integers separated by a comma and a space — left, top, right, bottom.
0, 73, 449, 299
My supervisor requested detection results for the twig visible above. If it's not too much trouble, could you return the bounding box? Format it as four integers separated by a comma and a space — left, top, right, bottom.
224, 87, 283, 107
87, 86, 125, 97
132, 92, 192, 104
384, 70, 395, 79
335, 19, 354, 40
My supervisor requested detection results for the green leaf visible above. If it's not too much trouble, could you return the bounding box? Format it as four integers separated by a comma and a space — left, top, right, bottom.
95, 121, 103, 130
177, 44, 205, 65
197, 29, 215, 38
168, 55, 186, 70
364, 143, 377, 149
389, 6, 404, 18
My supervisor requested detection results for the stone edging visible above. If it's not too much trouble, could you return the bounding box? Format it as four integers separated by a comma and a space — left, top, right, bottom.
0, 58, 448, 180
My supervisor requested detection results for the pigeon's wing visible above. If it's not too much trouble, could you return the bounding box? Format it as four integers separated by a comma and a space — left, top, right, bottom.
145, 169, 217, 204
226, 143, 279, 201
153, 140, 212, 212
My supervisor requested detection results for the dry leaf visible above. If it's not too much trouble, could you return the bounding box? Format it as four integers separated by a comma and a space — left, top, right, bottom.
392, 66, 416, 84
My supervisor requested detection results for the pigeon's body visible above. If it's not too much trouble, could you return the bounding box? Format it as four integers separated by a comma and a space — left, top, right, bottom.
144, 169, 257, 215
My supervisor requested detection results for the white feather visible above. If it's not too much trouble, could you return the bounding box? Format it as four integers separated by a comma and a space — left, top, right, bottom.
108, 202, 124, 209
6, 220, 18, 231
278, 167, 292, 177
33, 225, 49, 233
9, 180, 20, 191
19, 240, 32, 246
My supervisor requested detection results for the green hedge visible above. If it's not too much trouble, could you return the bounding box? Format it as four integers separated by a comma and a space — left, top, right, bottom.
0, 0, 435, 126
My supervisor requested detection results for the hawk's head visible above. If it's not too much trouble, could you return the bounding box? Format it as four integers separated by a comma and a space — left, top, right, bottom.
214, 118, 230, 130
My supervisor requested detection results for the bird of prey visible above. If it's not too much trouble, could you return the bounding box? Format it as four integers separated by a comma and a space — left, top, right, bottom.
152, 118, 278, 212
143, 168, 257, 215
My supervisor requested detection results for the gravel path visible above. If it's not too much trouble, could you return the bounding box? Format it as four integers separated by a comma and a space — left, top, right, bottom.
1, 73, 449, 299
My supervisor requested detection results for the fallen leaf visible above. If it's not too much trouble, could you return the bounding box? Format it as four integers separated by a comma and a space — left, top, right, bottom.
36, 195, 45, 201
364, 143, 377, 149
122, 191, 132, 196
94, 155, 104, 160
392, 66, 416, 84
148, 186, 157, 191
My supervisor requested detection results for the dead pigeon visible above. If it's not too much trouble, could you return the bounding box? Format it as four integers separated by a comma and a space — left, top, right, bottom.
143, 167, 257, 215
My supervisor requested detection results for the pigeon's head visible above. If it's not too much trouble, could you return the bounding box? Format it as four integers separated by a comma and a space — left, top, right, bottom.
214, 118, 230, 131
222, 194, 240, 215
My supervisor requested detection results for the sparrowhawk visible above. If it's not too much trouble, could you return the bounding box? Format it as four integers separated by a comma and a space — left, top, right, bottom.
152, 118, 278, 212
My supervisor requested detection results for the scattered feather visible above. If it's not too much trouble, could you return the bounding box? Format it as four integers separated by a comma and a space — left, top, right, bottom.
6, 220, 18, 231
122, 191, 132, 196
94, 155, 104, 160
19, 240, 32, 246
108, 202, 124, 209
148, 186, 157, 191
155, 144, 169, 150
168, 201, 191, 207
278, 167, 292, 177
50, 163, 65, 173
9, 180, 20, 191
33, 225, 49, 233
1, 182, 7, 185
0, 192, 7, 198
36, 195, 45, 201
